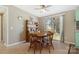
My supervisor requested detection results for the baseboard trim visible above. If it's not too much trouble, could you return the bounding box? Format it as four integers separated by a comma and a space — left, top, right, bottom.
4, 41, 26, 47
64, 41, 75, 45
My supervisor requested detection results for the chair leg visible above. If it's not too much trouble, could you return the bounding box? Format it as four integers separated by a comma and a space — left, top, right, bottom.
30, 43, 32, 48
50, 39, 54, 50
68, 44, 72, 54
34, 48, 35, 54
34, 45, 36, 54
32, 42, 38, 54
49, 46, 50, 54
40, 43, 42, 54
47, 43, 51, 54
40, 48, 41, 54
52, 44, 54, 50
28, 43, 32, 52
50, 41, 54, 50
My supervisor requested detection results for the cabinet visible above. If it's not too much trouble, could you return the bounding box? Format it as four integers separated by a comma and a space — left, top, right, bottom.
75, 8, 79, 48
28, 21, 39, 33
75, 32, 79, 47
25, 20, 29, 42
76, 8, 79, 21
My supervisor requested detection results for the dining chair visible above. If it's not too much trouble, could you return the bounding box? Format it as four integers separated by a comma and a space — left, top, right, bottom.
29, 34, 42, 54
42, 32, 54, 53
47, 31, 54, 49
67, 44, 79, 54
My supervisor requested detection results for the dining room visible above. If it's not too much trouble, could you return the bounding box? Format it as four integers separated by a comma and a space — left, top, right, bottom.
24, 9, 75, 54
26, 15, 62, 53
1, 0, 79, 59
0, 5, 79, 54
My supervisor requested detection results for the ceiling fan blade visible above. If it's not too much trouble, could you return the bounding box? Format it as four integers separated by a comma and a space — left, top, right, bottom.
42, 5, 51, 8
35, 5, 51, 10
35, 8, 41, 10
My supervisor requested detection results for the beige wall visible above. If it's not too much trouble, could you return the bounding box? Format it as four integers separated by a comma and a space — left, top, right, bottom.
38, 10, 75, 44
7, 6, 37, 44
64, 10, 75, 44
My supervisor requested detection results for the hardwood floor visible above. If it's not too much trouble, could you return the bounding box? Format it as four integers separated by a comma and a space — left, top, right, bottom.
0, 41, 78, 54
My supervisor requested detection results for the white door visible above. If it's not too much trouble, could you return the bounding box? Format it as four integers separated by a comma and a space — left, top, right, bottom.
0, 15, 1, 42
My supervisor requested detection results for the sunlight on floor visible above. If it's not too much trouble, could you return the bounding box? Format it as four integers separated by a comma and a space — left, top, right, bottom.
53, 32, 61, 40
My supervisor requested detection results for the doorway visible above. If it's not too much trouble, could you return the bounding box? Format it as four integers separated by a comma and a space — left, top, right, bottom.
59, 15, 64, 42
43, 15, 64, 42
53, 15, 64, 42
0, 13, 3, 42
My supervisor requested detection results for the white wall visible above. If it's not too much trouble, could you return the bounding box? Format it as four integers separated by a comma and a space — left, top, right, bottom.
64, 10, 75, 44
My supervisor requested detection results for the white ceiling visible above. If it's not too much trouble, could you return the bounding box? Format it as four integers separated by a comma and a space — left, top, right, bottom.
15, 5, 79, 17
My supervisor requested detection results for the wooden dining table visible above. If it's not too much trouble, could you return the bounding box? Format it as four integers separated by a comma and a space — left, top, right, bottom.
29, 31, 54, 53
30, 31, 53, 37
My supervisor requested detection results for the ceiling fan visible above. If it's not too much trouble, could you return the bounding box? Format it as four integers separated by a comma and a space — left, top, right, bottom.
35, 5, 51, 12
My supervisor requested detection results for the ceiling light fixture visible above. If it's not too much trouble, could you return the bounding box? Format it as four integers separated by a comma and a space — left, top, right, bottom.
41, 9, 46, 12
35, 5, 51, 12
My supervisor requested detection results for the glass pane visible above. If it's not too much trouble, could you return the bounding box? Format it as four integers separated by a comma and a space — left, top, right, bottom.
44, 16, 55, 32
76, 21, 79, 30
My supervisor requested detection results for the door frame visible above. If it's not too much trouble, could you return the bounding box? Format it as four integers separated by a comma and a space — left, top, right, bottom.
0, 13, 3, 42
59, 15, 64, 42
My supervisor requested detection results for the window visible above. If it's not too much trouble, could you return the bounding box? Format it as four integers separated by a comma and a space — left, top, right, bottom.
44, 16, 55, 32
